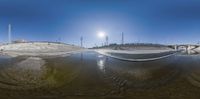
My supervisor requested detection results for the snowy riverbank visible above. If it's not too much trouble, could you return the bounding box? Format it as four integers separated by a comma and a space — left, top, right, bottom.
94, 45, 176, 62
95, 49, 175, 54
0, 42, 83, 57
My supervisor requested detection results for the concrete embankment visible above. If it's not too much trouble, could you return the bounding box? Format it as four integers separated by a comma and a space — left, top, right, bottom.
194, 47, 200, 52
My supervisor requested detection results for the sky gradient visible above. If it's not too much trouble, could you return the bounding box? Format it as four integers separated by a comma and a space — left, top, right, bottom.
0, 0, 200, 47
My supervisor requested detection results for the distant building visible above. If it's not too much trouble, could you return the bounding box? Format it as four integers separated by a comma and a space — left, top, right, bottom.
12, 39, 27, 43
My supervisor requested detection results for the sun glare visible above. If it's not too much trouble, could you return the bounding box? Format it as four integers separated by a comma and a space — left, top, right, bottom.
97, 31, 106, 38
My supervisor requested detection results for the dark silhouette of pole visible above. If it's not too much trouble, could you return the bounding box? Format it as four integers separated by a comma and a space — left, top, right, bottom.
121, 32, 124, 45
80, 36, 83, 47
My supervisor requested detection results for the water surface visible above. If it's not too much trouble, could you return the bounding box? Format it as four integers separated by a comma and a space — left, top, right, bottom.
0, 51, 200, 99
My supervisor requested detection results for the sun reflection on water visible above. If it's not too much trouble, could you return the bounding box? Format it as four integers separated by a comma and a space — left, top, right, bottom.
97, 55, 106, 72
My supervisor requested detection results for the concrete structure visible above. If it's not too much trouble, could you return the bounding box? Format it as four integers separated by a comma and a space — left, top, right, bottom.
168, 44, 200, 51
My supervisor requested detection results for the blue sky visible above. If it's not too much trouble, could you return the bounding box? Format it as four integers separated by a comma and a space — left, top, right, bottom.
0, 0, 200, 47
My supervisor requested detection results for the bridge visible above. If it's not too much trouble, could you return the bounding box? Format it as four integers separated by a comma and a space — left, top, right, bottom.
168, 44, 200, 51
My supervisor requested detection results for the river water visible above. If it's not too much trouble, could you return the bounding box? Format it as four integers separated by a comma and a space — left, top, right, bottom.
0, 51, 200, 99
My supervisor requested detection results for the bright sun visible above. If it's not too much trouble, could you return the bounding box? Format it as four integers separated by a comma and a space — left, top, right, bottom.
97, 31, 106, 38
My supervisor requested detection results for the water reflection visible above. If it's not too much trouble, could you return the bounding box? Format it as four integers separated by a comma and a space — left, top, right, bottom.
183, 55, 200, 87
0, 57, 49, 89
187, 50, 198, 55
181, 49, 200, 55
97, 55, 106, 72
187, 70, 200, 88
96, 53, 180, 92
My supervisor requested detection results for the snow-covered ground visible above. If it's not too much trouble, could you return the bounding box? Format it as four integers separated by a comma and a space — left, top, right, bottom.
0, 42, 83, 57
95, 49, 174, 55
95, 46, 176, 62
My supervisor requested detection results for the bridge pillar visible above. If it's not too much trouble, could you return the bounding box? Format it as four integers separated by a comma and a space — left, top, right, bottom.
174, 45, 177, 51
187, 45, 191, 51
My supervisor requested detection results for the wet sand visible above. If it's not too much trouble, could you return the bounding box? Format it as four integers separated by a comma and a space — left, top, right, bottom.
0, 51, 199, 99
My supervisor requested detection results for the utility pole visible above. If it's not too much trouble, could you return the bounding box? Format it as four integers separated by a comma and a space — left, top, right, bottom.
8, 24, 12, 44
80, 36, 83, 47
58, 37, 61, 43
106, 35, 108, 46
121, 32, 124, 45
